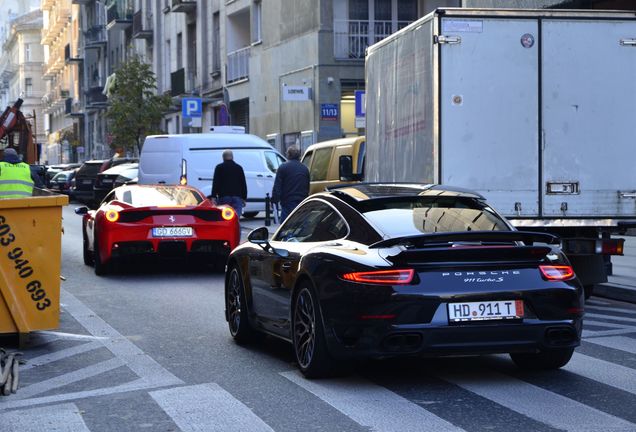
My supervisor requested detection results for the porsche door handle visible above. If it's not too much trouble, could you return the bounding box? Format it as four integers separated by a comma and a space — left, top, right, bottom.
281, 262, 292, 272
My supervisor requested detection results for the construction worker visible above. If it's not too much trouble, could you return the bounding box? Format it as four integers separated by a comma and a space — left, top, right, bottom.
0, 148, 34, 199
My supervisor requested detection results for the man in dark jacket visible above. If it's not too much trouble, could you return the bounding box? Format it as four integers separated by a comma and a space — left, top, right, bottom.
272, 145, 309, 221
211, 149, 247, 216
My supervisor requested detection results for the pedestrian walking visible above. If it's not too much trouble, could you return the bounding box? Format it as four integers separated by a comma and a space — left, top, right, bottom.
211, 149, 247, 216
0, 148, 34, 199
272, 145, 309, 221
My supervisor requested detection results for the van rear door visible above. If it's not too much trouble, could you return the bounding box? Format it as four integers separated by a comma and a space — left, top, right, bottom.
138, 137, 181, 185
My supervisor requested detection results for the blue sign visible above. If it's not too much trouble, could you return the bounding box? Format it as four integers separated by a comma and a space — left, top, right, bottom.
354, 90, 366, 118
182, 97, 202, 128
320, 103, 339, 121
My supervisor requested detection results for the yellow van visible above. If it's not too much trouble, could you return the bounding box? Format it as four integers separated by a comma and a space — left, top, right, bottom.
301, 136, 365, 194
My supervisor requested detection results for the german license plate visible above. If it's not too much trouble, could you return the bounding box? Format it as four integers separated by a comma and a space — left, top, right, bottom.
448, 300, 523, 322
152, 227, 193, 237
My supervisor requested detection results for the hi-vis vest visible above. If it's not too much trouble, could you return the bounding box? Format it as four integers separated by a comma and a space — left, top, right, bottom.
0, 161, 34, 199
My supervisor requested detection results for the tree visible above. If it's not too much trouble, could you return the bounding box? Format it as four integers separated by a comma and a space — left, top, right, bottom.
106, 57, 171, 154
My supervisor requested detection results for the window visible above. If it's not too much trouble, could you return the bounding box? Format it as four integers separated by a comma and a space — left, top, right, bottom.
25, 78, 33, 97
309, 148, 332, 181
177, 32, 183, 70
165, 39, 171, 88
25, 44, 32, 62
251, 0, 262, 43
264, 151, 284, 173
275, 201, 348, 243
212, 12, 221, 73
301, 151, 313, 169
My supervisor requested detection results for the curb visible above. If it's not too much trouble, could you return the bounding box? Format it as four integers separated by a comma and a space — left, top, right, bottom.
594, 283, 636, 304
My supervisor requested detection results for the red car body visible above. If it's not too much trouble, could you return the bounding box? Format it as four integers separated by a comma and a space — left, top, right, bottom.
78, 185, 240, 275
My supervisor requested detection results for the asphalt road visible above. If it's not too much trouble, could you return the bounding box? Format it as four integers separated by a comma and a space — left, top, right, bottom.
1, 206, 636, 431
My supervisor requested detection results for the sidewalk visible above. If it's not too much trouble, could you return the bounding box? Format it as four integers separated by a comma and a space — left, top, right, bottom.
239, 216, 636, 304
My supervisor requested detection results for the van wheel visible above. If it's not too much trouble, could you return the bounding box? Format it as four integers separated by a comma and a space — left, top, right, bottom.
242, 212, 258, 219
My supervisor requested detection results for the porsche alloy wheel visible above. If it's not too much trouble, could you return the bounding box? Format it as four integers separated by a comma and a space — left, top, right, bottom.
226, 267, 255, 343
293, 284, 337, 378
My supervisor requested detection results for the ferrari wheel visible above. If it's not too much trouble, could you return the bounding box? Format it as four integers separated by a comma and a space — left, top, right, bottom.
93, 237, 111, 276
292, 283, 338, 378
226, 266, 256, 343
510, 347, 574, 370
82, 229, 93, 266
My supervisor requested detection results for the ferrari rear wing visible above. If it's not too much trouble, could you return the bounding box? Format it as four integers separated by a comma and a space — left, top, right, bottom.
369, 231, 560, 249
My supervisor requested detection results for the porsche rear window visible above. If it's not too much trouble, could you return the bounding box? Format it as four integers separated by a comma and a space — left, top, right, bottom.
360, 197, 510, 237
117, 187, 203, 207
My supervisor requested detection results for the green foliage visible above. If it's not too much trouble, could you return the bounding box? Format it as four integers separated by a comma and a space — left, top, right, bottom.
106, 57, 171, 153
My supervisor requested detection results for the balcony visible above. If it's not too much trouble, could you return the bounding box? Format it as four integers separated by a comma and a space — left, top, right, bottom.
333, 19, 411, 60
84, 25, 107, 49
132, 10, 153, 39
65, 44, 83, 64
226, 47, 250, 84
171, 0, 196, 13
86, 86, 108, 110
41, 7, 71, 45
106, 0, 133, 31
171, 68, 185, 96
0, 58, 17, 81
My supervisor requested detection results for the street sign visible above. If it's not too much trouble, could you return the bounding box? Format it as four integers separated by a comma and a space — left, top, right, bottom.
355, 90, 365, 128
320, 104, 338, 121
283, 86, 312, 101
182, 97, 202, 128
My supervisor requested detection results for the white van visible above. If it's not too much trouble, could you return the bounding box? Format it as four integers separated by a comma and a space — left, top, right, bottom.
138, 132, 286, 217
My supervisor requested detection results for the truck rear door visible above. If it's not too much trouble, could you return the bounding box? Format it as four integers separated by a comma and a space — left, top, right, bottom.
541, 20, 636, 217
439, 17, 540, 217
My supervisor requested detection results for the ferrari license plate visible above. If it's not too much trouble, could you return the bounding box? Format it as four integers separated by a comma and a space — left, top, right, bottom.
448, 300, 523, 322
152, 227, 193, 237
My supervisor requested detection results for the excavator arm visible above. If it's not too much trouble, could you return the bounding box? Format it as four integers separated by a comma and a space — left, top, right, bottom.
0, 98, 37, 164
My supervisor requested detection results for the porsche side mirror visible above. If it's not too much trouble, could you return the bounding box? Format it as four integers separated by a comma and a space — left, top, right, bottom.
247, 227, 269, 244
74, 206, 89, 215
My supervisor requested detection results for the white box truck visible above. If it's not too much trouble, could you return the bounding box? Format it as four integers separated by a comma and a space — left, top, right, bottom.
365, 8, 636, 296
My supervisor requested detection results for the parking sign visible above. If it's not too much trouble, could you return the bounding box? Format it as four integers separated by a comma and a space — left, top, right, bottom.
182, 97, 202, 128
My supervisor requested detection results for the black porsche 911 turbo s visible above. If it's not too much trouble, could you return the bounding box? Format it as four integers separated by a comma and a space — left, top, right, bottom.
225, 184, 584, 378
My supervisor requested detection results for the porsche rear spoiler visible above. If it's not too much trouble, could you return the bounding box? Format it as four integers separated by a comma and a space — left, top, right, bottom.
369, 231, 560, 249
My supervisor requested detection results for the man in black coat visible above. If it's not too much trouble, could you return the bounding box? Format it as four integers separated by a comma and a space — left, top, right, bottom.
211, 149, 247, 216
272, 145, 310, 221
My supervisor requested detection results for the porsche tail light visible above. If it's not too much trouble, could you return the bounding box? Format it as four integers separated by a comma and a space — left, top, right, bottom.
221, 207, 235, 221
539, 265, 575, 281
105, 209, 119, 222
342, 269, 414, 285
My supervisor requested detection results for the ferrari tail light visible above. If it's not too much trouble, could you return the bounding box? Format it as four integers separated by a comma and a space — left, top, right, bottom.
539, 265, 575, 281
221, 207, 235, 221
342, 269, 414, 285
105, 209, 119, 222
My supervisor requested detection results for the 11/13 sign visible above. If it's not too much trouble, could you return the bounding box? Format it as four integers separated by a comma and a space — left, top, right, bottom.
320, 104, 338, 121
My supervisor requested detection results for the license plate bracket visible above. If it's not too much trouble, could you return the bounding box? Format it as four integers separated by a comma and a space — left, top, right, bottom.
448, 300, 523, 323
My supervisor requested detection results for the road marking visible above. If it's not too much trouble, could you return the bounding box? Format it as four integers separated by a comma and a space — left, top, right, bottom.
0, 403, 90, 432
586, 299, 611, 306
22, 341, 103, 371
281, 371, 465, 432
585, 313, 636, 324
440, 370, 636, 432
150, 383, 275, 432
584, 328, 636, 338
584, 319, 633, 329
36, 331, 109, 341
586, 336, 636, 355
60, 289, 183, 387
566, 353, 636, 395
585, 305, 636, 315
16, 358, 125, 400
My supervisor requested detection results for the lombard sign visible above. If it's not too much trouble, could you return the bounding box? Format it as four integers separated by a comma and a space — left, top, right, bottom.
283, 85, 312, 101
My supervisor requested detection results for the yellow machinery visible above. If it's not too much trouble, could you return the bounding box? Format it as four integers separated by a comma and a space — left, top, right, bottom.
0, 189, 68, 338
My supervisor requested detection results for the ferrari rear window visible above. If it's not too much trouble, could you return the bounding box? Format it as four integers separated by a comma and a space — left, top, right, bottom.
117, 187, 203, 207
360, 197, 510, 237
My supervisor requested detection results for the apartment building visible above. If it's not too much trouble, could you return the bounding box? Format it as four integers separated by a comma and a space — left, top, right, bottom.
0, 8, 45, 148
41, 0, 83, 164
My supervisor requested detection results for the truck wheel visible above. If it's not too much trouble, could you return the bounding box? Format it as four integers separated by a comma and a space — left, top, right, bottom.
510, 347, 574, 370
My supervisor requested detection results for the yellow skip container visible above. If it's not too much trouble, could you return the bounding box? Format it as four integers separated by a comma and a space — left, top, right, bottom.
0, 192, 68, 337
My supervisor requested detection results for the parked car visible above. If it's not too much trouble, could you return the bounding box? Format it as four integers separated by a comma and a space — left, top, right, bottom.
225, 183, 583, 378
49, 169, 77, 196
72, 160, 107, 205
113, 165, 139, 189
45, 163, 81, 187
75, 184, 240, 275
301, 136, 365, 194
93, 163, 139, 204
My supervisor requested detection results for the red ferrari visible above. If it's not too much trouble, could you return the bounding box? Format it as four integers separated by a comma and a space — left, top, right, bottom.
75, 184, 240, 275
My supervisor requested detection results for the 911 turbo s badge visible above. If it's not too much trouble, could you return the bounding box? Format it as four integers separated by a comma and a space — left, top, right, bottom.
442, 270, 520, 283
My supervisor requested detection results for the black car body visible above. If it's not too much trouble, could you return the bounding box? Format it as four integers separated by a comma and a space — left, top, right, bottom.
93, 163, 138, 204
72, 160, 106, 205
49, 169, 77, 196
225, 184, 584, 378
